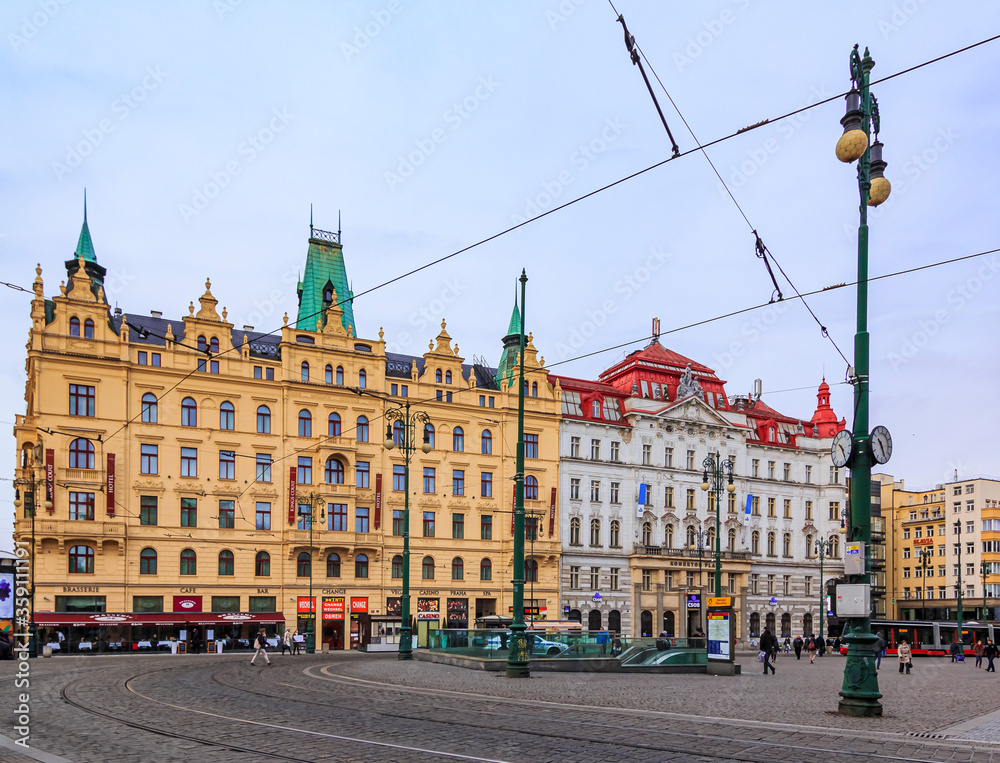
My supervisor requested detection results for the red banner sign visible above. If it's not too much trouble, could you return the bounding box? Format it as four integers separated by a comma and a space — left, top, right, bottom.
288, 466, 297, 523
173, 596, 203, 613
323, 597, 345, 620
45, 448, 55, 513
106, 453, 116, 515
374, 473, 382, 530
350, 597, 368, 614
297, 596, 315, 614
549, 487, 557, 537
511, 488, 516, 534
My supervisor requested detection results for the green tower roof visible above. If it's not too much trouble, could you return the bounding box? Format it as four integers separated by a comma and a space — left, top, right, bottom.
74, 191, 97, 262
494, 302, 521, 388
296, 225, 356, 336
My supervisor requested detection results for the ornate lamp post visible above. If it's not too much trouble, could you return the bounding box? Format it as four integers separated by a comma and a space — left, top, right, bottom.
297, 492, 326, 654
918, 548, 933, 621
13, 475, 52, 659
982, 560, 991, 621
701, 453, 735, 597
689, 528, 709, 590
814, 538, 830, 648
834, 43, 892, 717
383, 402, 431, 660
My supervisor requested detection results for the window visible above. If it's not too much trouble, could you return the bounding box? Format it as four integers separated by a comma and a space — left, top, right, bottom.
219, 401, 235, 430
751, 459, 760, 478
69, 438, 95, 469
301, 361, 310, 381
255, 502, 271, 530
524, 434, 538, 459
570, 517, 581, 545
423, 424, 435, 449
139, 495, 156, 525
481, 516, 492, 540
141, 393, 157, 423
181, 498, 197, 527
355, 461, 370, 489
783, 499, 791, 519
830, 466, 840, 484
767, 461, 775, 480
180, 549, 197, 575
325, 364, 333, 384
525, 475, 538, 500
590, 480, 600, 502
751, 531, 760, 555
328, 413, 341, 436
356, 507, 369, 533
218, 500, 235, 529
532, 382, 538, 397
610, 441, 620, 461
359, 369, 367, 388
751, 496, 760, 515
570, 478, 580, 501
664, 447, 674, 467
297, 456, 312, 484
255, 551, 270, 576
69, 384, 95, 417
610, 482, 620, 504
481, 472, 493, 498
767, 497, 776, 517
452, 557, 464, 580
805, 500, 813, 521
570, 436, 580, 458
450, 513, 465, 539
66, 491, 94, 521
642, 444, 651, 465
336, 366, 344, 385
298, 409, 312, 437
423, 468, 435, 494
643, 523, 652, 546
829, 501, 841, 521
453, 469, 465, 496
180, 447, 197, 477
642, 570, 651, 591
783, 463, 790, 481
591, 439, 601, 460
325, 457, 345, 485
392, 511, 403, 536
526, 559, 538, 583
450, 426, 465, 453
422, 556, 435, 580
257, 405, 271, 433
256, 453, 272, 483
481, 429, 492, 455
423, 511, 436, 537
728, 492, 736, 513
219, 450, 235, 480
181, 397, 197, 426
435, 369, 443, 383
686, 489, 696, 511
218, 550, 234, 576
330, 504, 348, 532
570, 566, 580, 589
356, 416, 369, 442
590, 518, 601, 546
480, 558, 492, 581
69, 545, 95, 574
609, 567, 620, 590
139, 548, 157, 575
782, 533, 791, 557
686, 450, 695, 470
254, 366, 262, 379
393, 465, 405, 491
805, 465, 812, 483
297, 552, 311, 577
749, 574, 759, 595
70, 316, 80, 336
391, 555, 403, 579
610, 520, 621, 548
665, 486, 674, 508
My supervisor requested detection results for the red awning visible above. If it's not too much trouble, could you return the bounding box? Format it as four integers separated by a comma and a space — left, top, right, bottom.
34, 612, 285, 627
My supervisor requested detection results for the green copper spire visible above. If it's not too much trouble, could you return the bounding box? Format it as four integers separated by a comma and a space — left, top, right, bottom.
296, 217, 356, 335
494, 300, 521, 388
74, 189, 97, 262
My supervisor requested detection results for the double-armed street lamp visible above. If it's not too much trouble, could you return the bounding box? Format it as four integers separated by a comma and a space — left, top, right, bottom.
814, 538, 831, 650
918, 548, 933, 621
701, 454, 735, 597
13, 475, 52, 659
983, 560, 991, 621
955, 520, 964, 646
297, 492, 326, 654
383, 402, 432, 660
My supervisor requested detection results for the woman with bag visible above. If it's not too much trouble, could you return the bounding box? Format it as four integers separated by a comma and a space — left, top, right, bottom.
898, 639, 912, 674
759, 628, 776, 675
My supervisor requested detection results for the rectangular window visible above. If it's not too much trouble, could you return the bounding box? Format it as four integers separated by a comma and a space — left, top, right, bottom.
452, 469, 465, 496
782, 575, 790, 596
804, 465, 812, 483
590, 480, 600, 502
526, 516, 538, 541
665, 447, 674, 468
767, 497, 776, 517
752, 459, 760, 478
686, 571, 695, 588
570, 566, 580, 589
151, 353, 161, 366
256, 453, 272, 483
665, 486, 674, 508
524, 434, 538, 459
391, 384, 398, 396
783, 463, 791, 481
330, 503, 348, 532
423, 511, 435, 537
481, 472, 493, 498
140, 444, 158, 474
254, 366, 262, 378
570, 478, 580, 500
181, 497, 197, 527
569, 436, 580, 458
69, 492, 95, 521
139, 495, 156, 525
783, 499, 791, 518
642, 444, 651, 465
488, 396, 494, 407
180, 447, 198, 477
752, 496, 760, 516
356, 507, 370, 533
401, 385, 408, 397
686, 450, 695, 470
830, 466, 840, 484
805, 500, 813, 521
805, 576, 813, 595
452, 513, 464, 539
356, 461, 370, 489
219, 450, 235, 480
393, 464, 406, 491
248, 596, 276, 612
481, 515, 492, 540
255, 502, 271, 530
423, 467, 436, 494
609, 567, 620, 591
749, 574, 759, 595
266, 368, 274, 380
665, 571, 674, 590
686, 489, 695, 511
610, 481, 620, 504
610, 441, 620, 462
829, 501, 840, 521
642, 570, 651, 591
392, 510, 403, 536
767, 461, 775, 480
138, 351, 147, 365
218, 500, 235, 529
69, 384, 95, 417
766, 574, 775, 595
297, 457, 312, 484
967, 500, 975, 512
591, 439, 600, 460
590, 567, 600, 590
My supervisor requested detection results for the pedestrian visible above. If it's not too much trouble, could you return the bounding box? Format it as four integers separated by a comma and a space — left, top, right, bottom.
782, 636, 791, 654
898, 639, 912, 674
974, 640, 985, 668
191, 627, 201, 655
249, 628, 271, 666
292, 630, 305, 654
793, 634, 803, 660
808, 636, 817, 664
984, 640, 998, 672
611, 635, 623, 657
950, 640, 961, 663
759, 628, 776, 675
873, 632, 886, 671
280, 629, 292, 656
596, 627, 609, 655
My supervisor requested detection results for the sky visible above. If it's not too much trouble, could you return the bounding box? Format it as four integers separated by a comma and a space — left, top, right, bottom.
2, 1, 999, 548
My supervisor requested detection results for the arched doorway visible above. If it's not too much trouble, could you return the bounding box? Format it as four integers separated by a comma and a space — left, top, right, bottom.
780, 613, 791, 637
803, 613, 813, 635
662, 611, 675, 637
608, 610, 621, 634
568, 609, 582, 623
588, 609, 602, 631
640, 610, 653, 637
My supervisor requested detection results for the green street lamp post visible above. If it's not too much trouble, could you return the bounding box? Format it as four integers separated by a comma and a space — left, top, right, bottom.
955, 521, 964, 649
814, 538, 830, 649
701, 453, 735, 597
983, 560, 991, 621
13, 475, 52, 659
297, 493, 326, 654
918, 548, 932, 621
384, 402, 431, 660
834, 43, 892, 717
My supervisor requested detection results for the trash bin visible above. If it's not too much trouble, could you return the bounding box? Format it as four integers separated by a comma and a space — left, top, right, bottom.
322, 642, 330, 654
170, 642, 179, 655
42, 644, 52, 658
216, 641, 224, 654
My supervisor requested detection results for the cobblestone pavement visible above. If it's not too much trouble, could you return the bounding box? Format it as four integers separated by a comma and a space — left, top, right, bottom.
2, 650, 1000, 762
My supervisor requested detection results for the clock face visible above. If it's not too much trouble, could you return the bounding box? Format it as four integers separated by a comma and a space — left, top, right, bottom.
831, 429, 853, 467
870, 425, 893, 464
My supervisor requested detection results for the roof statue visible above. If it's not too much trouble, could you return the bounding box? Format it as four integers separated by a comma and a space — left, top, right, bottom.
676, 364, 702, 398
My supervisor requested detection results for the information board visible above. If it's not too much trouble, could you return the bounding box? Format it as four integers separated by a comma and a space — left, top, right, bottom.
707, 609, 731, 661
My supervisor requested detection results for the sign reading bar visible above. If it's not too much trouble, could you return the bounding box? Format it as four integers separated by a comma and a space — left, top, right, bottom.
707, 597, 732, 607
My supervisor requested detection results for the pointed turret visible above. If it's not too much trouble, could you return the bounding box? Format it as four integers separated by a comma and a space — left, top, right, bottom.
494, 301, 521, 388
74, 190, 97, 263
810, 377, 846, 437
296, 217, 356, 336
64, 192, 108, 306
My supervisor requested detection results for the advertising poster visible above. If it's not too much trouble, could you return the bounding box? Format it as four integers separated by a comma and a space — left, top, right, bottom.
707, 609, 731, 660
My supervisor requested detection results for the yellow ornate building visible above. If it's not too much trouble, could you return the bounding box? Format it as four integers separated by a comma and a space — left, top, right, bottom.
13, 211, 560, 652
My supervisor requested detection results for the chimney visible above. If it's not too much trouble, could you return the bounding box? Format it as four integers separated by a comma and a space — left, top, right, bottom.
151, 310, 162, 319
243, 325, 254, 331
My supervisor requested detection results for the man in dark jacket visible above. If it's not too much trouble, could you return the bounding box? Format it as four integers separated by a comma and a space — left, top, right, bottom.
792, 635, 803, 660
760, 628, 777, 675
984, 640, 998, 672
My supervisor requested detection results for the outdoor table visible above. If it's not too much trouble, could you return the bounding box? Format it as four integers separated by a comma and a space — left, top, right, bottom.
78, 642, 92, 651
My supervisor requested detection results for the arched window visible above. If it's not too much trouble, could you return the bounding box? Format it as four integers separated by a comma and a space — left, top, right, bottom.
830, 535, 840, 558
325, 457, 345, 485
358, 369, 366, 388
301, 361, 310, 382
452, 557, 464, 580
525, 475, 538, 500
435, 369, 443, 383
336, 366, 344, 385
686, 526, 696, 547
570, 517, 581, 545
590, 518, 601, 546
257, 405, 271, 433
782, 533, 791, 557
609, 610, 622, 634
355, 553, 369, 578
69, 316, 80, 337
767, 532, 776, 557
197, 335, 207, 352
392, 420, 404, 446
525, 559, 538, 583
180, 548, 197, 575
139, 548, 157, 575
423, 424, 435, 449
592, 400, 600, 417
751, 531, 760, 555
219, 401, 234, 430
642, 522, 652, 546
452, 426, 464, 452
255, 551, 270, 576
141, 393, 158, 423
765, 612, 776, 632
297, 552, 311, 577
803, 613, 814, 635
325, 364, 333, 384
480, 558, 492, 581
84, 318, 95, 338
805, 534, 814, 557
750, 612, 761, 636
328, 413, 341, 436
210, 337, 219, 354
326, 553, 341, 577
422, 556, 435, 580
181, 397, 197, 427
445, 370, 452, 384
481, 430, 492, 455
391, 554, 403, 579
356, 416, 369, 443
708, 526, 716, 550
589, 610, 602, 631
610, 520, 620, 548
69, 545, 94, 573
728, 528, 737, 552
781, 612, 791, 637
298, 409, 312, 437
218, 550, 234, 575
532, 382, 538, 397
69, 438, 95, 469
665, 525, 675, 548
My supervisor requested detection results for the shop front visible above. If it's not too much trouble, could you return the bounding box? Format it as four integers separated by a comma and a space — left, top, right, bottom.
321, 596, 345, 650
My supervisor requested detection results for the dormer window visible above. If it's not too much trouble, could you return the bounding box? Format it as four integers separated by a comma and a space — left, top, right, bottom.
591, 400, 601, 418
768, 427, 775, 442
324, 286, 333, 302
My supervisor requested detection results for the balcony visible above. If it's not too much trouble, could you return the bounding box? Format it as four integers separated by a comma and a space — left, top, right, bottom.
631, 544, 752, 562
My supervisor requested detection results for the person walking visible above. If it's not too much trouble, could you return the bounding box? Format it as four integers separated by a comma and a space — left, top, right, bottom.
984, 640, 998, 672
873, 633, 886, 671
898, 639, 912, 674
280, 629, 292, 656
759, 628, 776, 675
249, 628, 271, 666
807, 635, 817, 664
950, 640, 961, 663
793, 635, 803, 660
292, 630, 305, 654
974, 640, 985, 668
596, 627, 609, 655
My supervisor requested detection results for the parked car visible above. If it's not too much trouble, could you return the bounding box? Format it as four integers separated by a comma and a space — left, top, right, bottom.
485, 633, 569, 657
